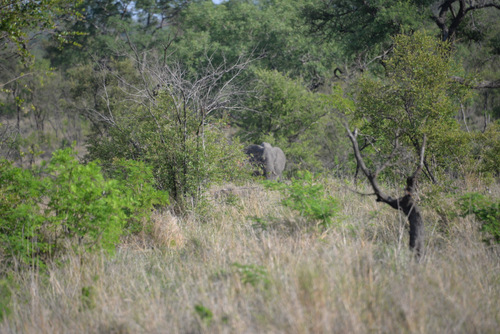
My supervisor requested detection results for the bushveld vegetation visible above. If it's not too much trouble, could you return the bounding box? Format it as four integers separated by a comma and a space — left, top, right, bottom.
1, 0, 499, 333
1, 178, 499, 333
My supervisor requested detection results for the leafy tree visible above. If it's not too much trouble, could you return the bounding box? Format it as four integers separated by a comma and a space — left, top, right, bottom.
43, 0, 135, 68
352, 31, 471, 181
302, 0, 500, 91
431, 0, 500, 42
135, 0, 190, 28
241, 69, 327, 142
174, 0, 340, 89
0, 57, 81, 162
0, 0, 85, 162
302, 0, 432, 67
345, 32, 471, 259
452, 6, 500, 128
45, 0, 192, 69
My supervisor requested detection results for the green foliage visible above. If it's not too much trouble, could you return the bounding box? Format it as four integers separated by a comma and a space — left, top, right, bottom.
461, 192, 500, 237
352, 31, 471, 177
41, 148, 130, 254
265, 171, 339, 229
303, 0, 432, 62
194, 304, 213, 326
242, 69, 326, 143
0, 58, 79, 161
241, 69, 347, 172
232, 262, 270, 288
44, 0, 139, 68
0, 0, 83, 63
0, 159, 45, 264
473, 121, 500, 176
102, 158, 170, 234
460, 193, 500, 244
0, 279, 11, 322
0, 147, 167, 266
80, 285, 96, 310
175, 0, 339, 88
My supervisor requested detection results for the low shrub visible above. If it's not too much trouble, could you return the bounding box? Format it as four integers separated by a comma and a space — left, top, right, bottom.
460, 192, 500, 244
265, 171, 339, 229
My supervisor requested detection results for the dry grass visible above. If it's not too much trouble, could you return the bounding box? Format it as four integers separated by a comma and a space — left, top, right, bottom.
1, 178, 499, 333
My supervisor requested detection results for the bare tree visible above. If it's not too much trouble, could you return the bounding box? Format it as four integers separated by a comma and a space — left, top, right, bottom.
145, 51, 253, 147
432, 0, 500, 42
345, 126, 426, 260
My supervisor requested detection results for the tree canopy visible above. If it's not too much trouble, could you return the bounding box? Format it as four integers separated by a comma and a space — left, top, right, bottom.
0, 0, 499, 182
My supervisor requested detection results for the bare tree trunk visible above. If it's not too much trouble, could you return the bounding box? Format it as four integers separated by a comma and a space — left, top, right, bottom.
346, 125, 426, 260
379, 186, 425, 259
407, 199, 424, 258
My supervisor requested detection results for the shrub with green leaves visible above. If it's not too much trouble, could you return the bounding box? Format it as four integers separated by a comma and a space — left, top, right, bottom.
232, 262, 270, 288
0, 148, 168, 267
460, 193, 500, 244
351, 31, 472, 180
0, 159, 45, 265
194, 304, 213, 326
104, 158, 169, 234
265, 171, 339, 229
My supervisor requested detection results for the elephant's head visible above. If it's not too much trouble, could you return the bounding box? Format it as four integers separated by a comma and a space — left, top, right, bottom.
244, 142, 286, 181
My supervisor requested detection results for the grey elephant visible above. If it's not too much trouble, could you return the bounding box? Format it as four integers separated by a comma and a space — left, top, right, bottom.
244, 142, 286, 181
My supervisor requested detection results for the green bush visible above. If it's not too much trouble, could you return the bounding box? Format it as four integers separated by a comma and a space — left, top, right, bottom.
194, 304, 213, 326
104, 158, 169, 234
0, 159, 46, 265
265, 171, 339, 229
232, 262, 270, 288
0, 148, 168, 267
460, 192, 500, 244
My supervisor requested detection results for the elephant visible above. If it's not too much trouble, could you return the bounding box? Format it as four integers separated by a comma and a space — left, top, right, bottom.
244, 142, 286, 181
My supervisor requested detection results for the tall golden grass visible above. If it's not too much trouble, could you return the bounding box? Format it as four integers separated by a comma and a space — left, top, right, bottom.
1, 178, 499, 333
